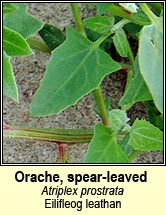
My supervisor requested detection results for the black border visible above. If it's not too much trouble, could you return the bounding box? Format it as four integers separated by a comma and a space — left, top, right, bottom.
1, 1, 165, 166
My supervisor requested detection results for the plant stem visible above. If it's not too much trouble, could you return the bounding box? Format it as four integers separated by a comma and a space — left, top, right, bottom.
139, 3, 158, 24
94, 19, 130, 47
70, 3, 86, 37
70, 3, 110, 127
93, 88, 110, 127
93, 32, 111, 48
3, 123, 127, 144
121, 36, 135, 97
126, 39, 135, 68
58, 143, 68, 163
112, 19, 131, 32
120, 31, 135, 101
27, 36, 51, 54
3, 124, 93, 143
108, 4, 150, 26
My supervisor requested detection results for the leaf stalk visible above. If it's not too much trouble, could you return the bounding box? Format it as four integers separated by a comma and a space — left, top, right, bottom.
93, 88, 110, 127
139, 3, 158, 24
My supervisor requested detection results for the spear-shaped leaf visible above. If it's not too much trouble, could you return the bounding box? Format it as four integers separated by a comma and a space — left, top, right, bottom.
138, 17, 163, 114
3, 51, 18, 101
128, 119, 163, 151
3, 26, 32, 56
30, 27, 121, 116
84, 124, 130, 163
4, 3, 44, 39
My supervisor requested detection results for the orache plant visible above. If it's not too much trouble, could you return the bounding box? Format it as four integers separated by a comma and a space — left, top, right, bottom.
3, 3, 163, 163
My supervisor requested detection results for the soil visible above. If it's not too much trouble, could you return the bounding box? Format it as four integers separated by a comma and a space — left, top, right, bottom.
3, 3, 163, 164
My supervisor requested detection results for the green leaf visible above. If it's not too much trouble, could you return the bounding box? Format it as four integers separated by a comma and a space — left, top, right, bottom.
38, 23, 66, 50
3, 51, 18, 101
128, 119, 163, 151
84, 124, 130, 163
119, 134, 135, 160
85, 28, 113, 52
113, 28, 128, 57
30, 27, 121, 117
124, 22, 142, 39
107, 4, 150, 26
109, 109, 130, 132
3, 3, 44, 39
138, 17, 163, 114
119, 57, 152, 109
92, 3, 112, 15
3, 26, 32, 56
3, 3, 17, 14
131, 9, 151, 25
84, 16, 114, 34
148, 3, 163, 16
145, 101, 163, 131
92, 2, 147, 23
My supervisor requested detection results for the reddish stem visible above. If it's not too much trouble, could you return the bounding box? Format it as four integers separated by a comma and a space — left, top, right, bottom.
3, 124, 13, 130
118, 67, 128, 75
58, 143, 69, 163
123, 9, 132, 15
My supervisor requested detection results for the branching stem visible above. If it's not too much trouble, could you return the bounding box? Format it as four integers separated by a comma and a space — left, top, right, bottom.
94, 19, 130, 47
71, 3, 110, 127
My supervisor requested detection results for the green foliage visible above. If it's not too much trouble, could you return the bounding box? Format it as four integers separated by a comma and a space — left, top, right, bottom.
95, 4, 150, 26
3, 26, 32, 56
3, 3, 44, 102
124, 22, 142, 39
147, 3, 163, 16
84, 16, 114, 34
30, 27, 121, 116
145, 101, 163, 131
109, 109, 130, 133
3, 3, 17, 14
4, 3, 44, 39
85, 28, 112, 52
3, 51, 18, 101
83, 16, 115, 52
84, 124, 130, 163
128, 119, 163, 151
91, 3, 113, 15
119, 57, 152, 109
119, 134, 135, 161
138, 17, 163, 114
113, 28, 128, 57
38, 23, 66, 50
